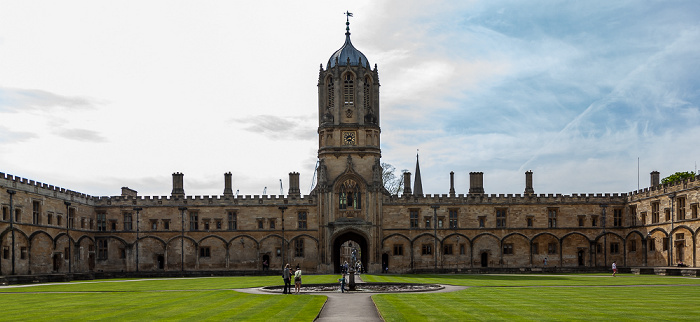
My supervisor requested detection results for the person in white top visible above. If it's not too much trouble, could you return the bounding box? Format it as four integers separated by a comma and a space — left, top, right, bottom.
612, 261, 617, 277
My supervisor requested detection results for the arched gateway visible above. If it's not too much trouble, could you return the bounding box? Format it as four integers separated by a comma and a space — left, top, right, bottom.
332, 231, 368, 273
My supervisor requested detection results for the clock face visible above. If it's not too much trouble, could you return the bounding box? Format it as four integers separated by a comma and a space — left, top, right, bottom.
342, 131, 356, 146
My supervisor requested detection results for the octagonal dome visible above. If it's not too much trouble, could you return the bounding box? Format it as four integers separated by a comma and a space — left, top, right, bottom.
327, 33, 370, 69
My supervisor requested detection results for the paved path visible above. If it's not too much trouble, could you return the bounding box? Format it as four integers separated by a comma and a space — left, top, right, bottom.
235, 275, 467, 322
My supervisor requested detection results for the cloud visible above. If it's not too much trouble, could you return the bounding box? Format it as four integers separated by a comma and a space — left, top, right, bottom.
0, 125, 38, 143
232, 115, 316, 140
54, 128, 107, 143
0, 87, 96, 112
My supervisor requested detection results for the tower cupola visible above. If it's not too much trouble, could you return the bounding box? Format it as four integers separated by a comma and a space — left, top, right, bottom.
327, 13, 370, 68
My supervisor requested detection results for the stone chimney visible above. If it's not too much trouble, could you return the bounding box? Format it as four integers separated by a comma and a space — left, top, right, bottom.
403, 172, 412, 195
223, 172, 233, 197
449, 171, 456, 197
171, 172, 185, 198
651, 171, 660, 187
288, 172, 301, 197
121, 187, 137, 198
469, 172, 484, 194
524, 170, 534, 195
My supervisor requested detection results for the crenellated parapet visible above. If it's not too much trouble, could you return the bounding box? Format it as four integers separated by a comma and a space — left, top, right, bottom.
627, 173, 700, 201
383, 192, 628, 206
0, 171, 94, 205
93, 193, 317, 207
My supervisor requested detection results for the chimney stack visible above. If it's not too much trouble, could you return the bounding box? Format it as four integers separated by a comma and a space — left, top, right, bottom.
524, 170, 534, 195
469, 172, 484, 194
449, 171, 456, 197
121, 187, 137, 198
651, 171, 660, 187
223, 172, 233, 197
171, 172, 185, 198
403, 172, 412, 195
288, 172, 301, 197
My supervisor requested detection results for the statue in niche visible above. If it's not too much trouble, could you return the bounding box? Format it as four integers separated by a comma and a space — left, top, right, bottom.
364, 106, 377, 124
323, 107, 334, 124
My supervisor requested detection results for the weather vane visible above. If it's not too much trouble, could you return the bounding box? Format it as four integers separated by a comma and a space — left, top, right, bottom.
345, 11, 353, 34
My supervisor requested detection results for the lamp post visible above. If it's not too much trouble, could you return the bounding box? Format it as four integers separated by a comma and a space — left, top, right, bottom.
7, 189, 16, 275
669, 193, 676, 266
431, 205, 440, 271
133, 207, 142, 273
601, 204, 607, 268
279, 206, 288, 268
64, 201, 72, 274
178, 206, 187, 272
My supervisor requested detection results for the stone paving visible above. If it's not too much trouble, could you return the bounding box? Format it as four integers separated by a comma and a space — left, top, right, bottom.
235, 274, 467, 321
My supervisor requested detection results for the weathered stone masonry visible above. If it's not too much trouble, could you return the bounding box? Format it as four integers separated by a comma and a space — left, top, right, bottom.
2, 21, 700, 276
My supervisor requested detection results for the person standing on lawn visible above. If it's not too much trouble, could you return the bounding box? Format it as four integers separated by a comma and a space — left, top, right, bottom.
282, 263, 291, 294
294, 267, 302, 294
612, 261, 617, 277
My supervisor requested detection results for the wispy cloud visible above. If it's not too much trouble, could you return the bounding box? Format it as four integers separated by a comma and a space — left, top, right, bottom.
0, 126, 38, 143
0, 87, 96, 112
232, 115, 316, 140
54, 128, 107, 143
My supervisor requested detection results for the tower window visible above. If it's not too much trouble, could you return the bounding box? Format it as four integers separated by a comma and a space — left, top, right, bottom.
363, 77, 371, 110
343, 73, 354, 106
327, 77, 334, 108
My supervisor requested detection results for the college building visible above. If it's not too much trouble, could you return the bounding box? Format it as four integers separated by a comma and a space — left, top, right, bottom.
2, 20, 699, 278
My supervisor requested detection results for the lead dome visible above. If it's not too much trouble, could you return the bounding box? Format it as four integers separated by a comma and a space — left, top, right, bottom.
327, 19, 370, 69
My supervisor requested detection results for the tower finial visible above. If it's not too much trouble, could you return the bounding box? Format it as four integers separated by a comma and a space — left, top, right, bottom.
345, 11, 353, 35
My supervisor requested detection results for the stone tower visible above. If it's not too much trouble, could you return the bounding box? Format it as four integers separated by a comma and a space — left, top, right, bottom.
315, 14, 385, 272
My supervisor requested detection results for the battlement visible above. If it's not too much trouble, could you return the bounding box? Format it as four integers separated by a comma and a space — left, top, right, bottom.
628, 174, 700, 200
384, 192, 628, 205
93, 193, 316, 207
0, 172, 94, 204
1, 171, 316, 208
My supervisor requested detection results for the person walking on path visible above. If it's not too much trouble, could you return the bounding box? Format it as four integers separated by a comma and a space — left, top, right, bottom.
294, 267, 302, 294
282, 263, 291, 294
612, 261, 617, 277
338, 274, 346, 293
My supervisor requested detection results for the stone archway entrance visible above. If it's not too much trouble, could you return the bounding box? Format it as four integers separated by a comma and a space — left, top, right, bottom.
332, 231, 368, 273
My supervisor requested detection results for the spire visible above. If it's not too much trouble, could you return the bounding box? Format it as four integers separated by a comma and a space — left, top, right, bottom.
413, 152, 423, 196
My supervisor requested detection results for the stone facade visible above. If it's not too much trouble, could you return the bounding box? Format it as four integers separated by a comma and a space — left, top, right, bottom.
2, 23, 700, 276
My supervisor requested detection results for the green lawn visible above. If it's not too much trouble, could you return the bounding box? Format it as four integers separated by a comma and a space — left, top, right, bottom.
365, 274, 700, 321
0, 275, 336, 321
2, 274, 700, 321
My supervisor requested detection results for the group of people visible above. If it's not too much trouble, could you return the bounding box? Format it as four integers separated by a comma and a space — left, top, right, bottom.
340, 260, 364, 274
282, 264, 302, 294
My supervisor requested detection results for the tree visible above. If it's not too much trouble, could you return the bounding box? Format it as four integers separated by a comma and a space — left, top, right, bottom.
382, 162, 407, 195
661, 171, 696, 185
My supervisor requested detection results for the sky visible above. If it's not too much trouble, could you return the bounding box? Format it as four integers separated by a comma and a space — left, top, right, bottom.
1, 0, 699, 198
